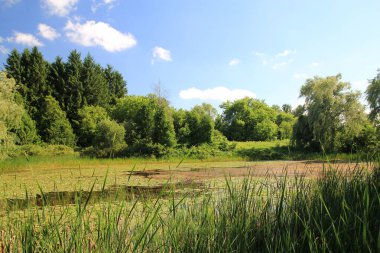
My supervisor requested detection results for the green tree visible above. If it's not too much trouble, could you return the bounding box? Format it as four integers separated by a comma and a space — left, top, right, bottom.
81, 54, 109, 107
104, 65, 127, 105
39, 96, 76, 147
4, 49, 22, 85
78, 106, 109, 147
65, 50, 84, 130
255, 119, 278, 141
296, 74, 366, 152
276, 112, 296, 139
192, 103, 218, 120
13, 111, 40, 145
186, 109, 214, 145
93, 119, 126, 157
219, 98, 278, 141
152, 106, 176, 147
282, 104, 292, 114
112, 96, 156, 146
366, 70, 380, 124
0, 72, 24, 158
48, 56, 67, 110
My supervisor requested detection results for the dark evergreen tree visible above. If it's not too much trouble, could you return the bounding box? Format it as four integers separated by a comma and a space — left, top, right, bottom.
48, 56, 67, 110
81, 54, 109, 107
65, 50, 84, 132
4, 49, 22, 85
104, 65, 127, 104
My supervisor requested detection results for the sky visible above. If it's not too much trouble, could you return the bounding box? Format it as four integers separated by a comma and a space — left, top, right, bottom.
0, 0, 379, 111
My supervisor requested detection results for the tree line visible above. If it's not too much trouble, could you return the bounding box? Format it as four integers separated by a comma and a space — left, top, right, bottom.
0, 47, 379, 158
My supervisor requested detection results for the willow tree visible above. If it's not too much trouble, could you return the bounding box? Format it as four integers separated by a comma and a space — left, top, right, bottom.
366, 70, 380, 124
295, 74, 366, 152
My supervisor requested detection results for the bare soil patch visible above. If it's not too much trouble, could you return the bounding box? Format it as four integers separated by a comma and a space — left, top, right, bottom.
124, 160, 366, 181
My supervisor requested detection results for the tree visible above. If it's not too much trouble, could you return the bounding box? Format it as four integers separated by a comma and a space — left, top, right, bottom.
78, 106, 109, 147
65, 50, 84, 130
0, 72, 24, 158
186, 109, 214, 145
276, 112, 296, 139
39, 96, 76, 147
48, 56, 67, 110
192, 103, 218, 120
282, 104, 292, 114
4, 49, 22, 85
81, 54, 109, 107
93, 119, 126, 157
104, 65, 127, 105
295, 74, 366, 152
366, 70, 380, 124
218, 98, 278, 141
152, 106, 176, 147
12, 111, 40, 145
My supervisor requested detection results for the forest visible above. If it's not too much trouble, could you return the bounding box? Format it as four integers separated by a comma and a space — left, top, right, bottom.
0, 46, 379, 160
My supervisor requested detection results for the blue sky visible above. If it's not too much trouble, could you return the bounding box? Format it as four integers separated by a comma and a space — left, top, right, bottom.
0, 0, 379, 110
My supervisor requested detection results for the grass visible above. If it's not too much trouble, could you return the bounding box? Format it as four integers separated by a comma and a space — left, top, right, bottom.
0, 157, 379, 252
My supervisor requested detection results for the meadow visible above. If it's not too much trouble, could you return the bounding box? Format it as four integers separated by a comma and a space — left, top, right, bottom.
0, 142, 379, 252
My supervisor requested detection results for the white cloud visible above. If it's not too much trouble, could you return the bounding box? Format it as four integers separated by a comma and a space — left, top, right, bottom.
0, 37, 3, 43
228, 58, 240, 66
352, 80, 368, 92
293, 73, 309, 80
276, 49, 294, 57
272, 59, 294, 70
38, 23, 60, 41
7, 32, 43, 47
2, 0, 20, 7
179, 86, 256, 102
310, 62, 320, 67
152, 46, 172, 63
0, 45, 9, 54
91, 0, 117, 12
253, 51, 264, 57
41, 0, 79, 17
254, 50, 295, 69
64, 20, 137, 52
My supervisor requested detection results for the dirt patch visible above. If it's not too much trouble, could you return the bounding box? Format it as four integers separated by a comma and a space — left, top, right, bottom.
123, 161, 365, 181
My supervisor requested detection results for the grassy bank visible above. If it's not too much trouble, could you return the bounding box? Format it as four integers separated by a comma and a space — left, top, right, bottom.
0, 160, 378, 252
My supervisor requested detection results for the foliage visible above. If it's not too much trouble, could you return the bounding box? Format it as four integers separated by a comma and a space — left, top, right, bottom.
152, 106, 176, 147
12, 111, 40, 145
78, 105, 109, 147
294, 74, 367, 152
218, 98, 284, 141
0, 72, 24, 158
39, 96, 76, 147
92, 119, 127, 157
366, 70, 380, 124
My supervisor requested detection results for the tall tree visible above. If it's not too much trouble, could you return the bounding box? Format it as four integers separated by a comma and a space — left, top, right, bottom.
48, 56, 67, 110
81, 54, 109, 107
152, 106, 176, 147
296, 74, 366, 152
366, 70, 380, 124
0, 72, 24, 158
20, 47, 49, 123
39, 96, 76, 147
4, 49, 22, 85
104, 65, 127, 104
65, 50, 84, 131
